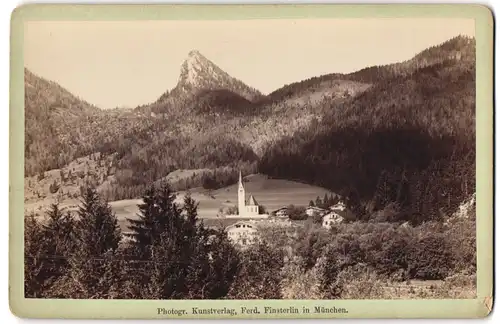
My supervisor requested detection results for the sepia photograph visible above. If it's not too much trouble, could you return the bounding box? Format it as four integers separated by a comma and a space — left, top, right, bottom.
10, 3, 494, 319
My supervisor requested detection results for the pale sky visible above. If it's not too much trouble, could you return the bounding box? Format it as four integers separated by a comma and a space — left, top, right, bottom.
24, 19, 475, 109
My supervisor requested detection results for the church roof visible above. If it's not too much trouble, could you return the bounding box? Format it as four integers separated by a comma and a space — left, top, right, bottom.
247, 195, 258, 206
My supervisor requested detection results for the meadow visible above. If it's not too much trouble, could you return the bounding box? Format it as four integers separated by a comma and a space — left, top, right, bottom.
111, 174, 333, 231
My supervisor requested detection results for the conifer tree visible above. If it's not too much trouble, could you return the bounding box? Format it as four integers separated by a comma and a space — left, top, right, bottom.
24, 214, 46, 298
331, 194, 339, 206
142, 233, 179, 299
319, 247, 344, 299
323, 193, 329, 208
129, 186, 241, 299
203, 229, 240, 299
126, 182, 181, 259
40, 203, 75, 295
315, 196, 322, 208
56, 187, 122, 299
74, 188, 121, 255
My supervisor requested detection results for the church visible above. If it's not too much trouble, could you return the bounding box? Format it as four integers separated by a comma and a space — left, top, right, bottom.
238, 171, 260, 217
228, 171, 268, 219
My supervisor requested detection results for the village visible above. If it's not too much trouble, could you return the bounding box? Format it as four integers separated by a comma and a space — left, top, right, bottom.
213, 172, 350, 248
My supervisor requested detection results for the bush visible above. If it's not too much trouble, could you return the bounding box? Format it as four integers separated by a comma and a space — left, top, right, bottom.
336, 265, 387, 299
280, 258, 324, 299
445, 217, 476, 274
227, 242, 284, 299
287, 205, 307, 220
406, 233, 454, 280
295, 226, 330, 271
369, 202, 402, 222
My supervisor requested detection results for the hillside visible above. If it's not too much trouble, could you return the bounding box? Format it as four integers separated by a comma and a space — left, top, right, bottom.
266, 35, 474, 101
25, 69, 100, 175
24, 69, 158, 177
259, 35, 476, 224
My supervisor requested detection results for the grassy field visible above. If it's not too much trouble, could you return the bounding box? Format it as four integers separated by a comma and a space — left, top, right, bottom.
114, 174, 333, 231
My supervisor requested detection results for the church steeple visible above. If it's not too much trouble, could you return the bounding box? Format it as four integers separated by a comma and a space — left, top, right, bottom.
238, 170, 245, 215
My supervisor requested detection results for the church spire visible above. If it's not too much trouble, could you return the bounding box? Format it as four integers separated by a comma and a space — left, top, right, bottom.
238, 170, 245, 215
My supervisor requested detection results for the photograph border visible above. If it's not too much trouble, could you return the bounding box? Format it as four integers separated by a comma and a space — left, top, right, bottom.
9, 3, 494, 319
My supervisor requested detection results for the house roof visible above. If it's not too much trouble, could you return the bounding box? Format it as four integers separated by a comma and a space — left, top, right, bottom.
201, 217, 262, 229
307, 206, 327, 211
272, 206, 288, 213
322, 208, 354, 221
329, 201, 347, 211
226, 220, 259, 231
247, 195, 258, 206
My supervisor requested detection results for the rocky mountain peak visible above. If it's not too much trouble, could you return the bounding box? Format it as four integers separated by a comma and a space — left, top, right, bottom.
171, 50, 262, 101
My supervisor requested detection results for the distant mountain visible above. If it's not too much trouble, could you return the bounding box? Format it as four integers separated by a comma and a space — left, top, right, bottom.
147, 50, 263, 114
176, 50, 262, 100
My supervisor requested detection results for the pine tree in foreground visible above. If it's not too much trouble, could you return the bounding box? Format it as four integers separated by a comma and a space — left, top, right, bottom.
54, 187, 123, 299
126, 182, 181, 259
41, 203, 74, 292
24, 214, 46, 298
125, 185, 241, 299
203, 228, 241, 299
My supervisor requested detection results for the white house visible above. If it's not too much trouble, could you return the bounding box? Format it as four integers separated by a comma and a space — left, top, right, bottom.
305, 206, 328, 217
273, 207, 289, 218
226, 221, 260, 247
322, 212, 344, 229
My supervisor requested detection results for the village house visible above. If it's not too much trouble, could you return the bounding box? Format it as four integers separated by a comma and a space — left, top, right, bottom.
322, 212, 344, 229
272, 206, 289, 218
226, 220, 260, 247
305, 206, 328, 217
322, 201, 351, 229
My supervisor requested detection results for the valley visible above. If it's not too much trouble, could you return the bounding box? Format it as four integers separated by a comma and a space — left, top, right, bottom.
25, 35, 476, 227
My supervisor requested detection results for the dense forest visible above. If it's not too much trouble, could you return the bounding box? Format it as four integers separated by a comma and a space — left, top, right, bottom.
25, 184, 476, 300
259, 36, 476, 224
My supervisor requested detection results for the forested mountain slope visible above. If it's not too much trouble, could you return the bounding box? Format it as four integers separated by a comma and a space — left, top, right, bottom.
259, 35, 476, 224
